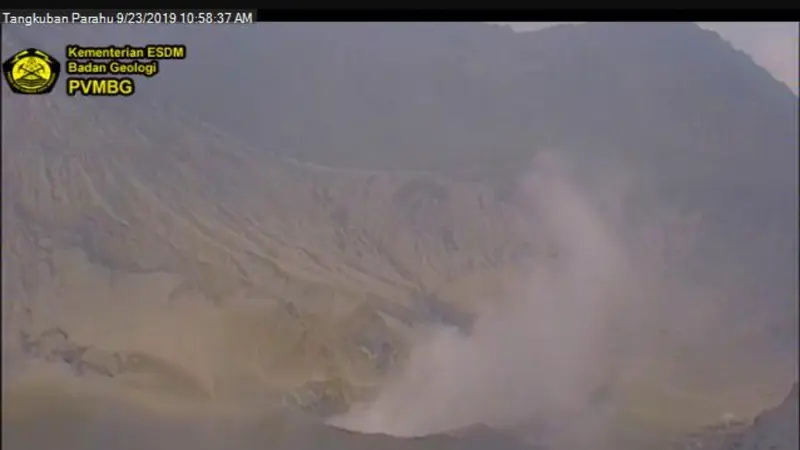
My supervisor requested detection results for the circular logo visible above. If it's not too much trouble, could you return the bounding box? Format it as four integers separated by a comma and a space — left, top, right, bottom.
3, 48, 61, 95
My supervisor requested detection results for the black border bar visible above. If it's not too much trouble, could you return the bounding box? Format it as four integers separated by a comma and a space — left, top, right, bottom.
0, 8, 796, 23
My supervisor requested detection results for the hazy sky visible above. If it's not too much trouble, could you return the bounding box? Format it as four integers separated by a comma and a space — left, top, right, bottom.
503, 22, 799, 94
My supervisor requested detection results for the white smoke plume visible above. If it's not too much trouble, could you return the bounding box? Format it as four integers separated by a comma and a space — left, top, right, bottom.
328, 150, 795, 448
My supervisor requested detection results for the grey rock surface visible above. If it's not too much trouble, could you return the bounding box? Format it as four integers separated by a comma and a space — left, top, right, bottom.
732, 382, 799, 450
671, 383, 799, 450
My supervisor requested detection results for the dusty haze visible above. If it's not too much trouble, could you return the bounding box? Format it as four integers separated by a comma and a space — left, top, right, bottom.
2, 21, 797, 450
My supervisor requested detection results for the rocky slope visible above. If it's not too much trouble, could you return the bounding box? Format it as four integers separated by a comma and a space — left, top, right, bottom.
670, 382, 798, 450
731, 382, 799, 450
11, 21, 797, 345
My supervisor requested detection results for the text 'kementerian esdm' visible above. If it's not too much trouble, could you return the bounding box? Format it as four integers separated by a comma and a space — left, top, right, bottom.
63, 45, 185, 96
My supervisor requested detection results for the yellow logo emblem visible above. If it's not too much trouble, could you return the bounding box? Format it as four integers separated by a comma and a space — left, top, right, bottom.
3, 48, 61, 95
